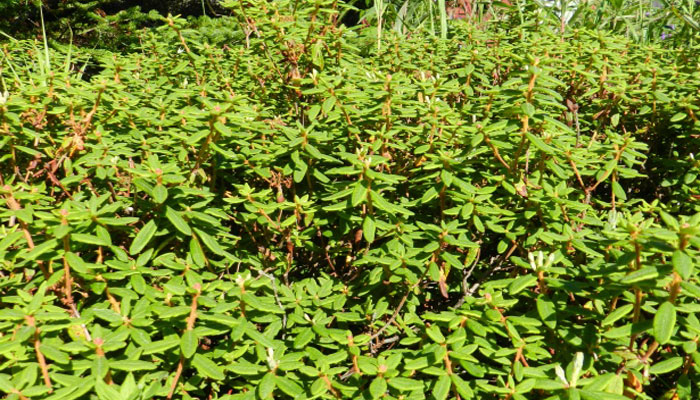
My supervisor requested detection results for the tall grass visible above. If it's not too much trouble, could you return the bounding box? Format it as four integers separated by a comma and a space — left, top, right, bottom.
356, 0, 700, 44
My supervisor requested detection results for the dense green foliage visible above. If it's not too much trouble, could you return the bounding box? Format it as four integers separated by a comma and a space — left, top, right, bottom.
1, 1, 700, 399
4, 0, 700, 48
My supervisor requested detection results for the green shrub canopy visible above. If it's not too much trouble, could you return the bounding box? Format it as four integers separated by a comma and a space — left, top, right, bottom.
1, 1, 700, 399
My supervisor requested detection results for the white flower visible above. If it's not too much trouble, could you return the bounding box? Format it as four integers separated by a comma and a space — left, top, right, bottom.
266, 347, 278, 370
528, 251, 557, 271
0, 91, 9, 105
555, 364, 568, 386
571, 352, 584, 387
235, 273, 250, 288
608, 210, 619, 230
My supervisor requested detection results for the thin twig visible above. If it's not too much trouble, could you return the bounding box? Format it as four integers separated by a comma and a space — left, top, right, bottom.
168, 285, 201, 399
466, 242, 518, 297
255, 268, 287, 336
484, 134, 512, 173
69, 303, 92, 342
3, 186, 50, 279
455, 248, 481, 309
369, 272, 426, 343
340, 335, 399, 381
25, 316, 52, 392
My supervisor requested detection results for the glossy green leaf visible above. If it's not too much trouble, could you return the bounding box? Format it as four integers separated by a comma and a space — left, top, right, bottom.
181, 330, 198, 359
166, 206, 192, 236
192, 354, 225, 381
129, 220, 157, 255
653, 302, 676, 345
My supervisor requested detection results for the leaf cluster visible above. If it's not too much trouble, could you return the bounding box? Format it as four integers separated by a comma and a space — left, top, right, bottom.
1, 1, 700, 399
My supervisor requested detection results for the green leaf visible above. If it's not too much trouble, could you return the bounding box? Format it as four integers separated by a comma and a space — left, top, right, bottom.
142, 337, 180, 355
166, 206, 192, 236
152, 184, 168, 204
194, 228, 225, 255
579, 390, 629, 400
426, 325, 446, 344
257, 372, 276, 399
0, 341, 20, 355
293, 327, 314, 349
441, 252, 463, 270
670, 112, 687, 122
451, 374, 473, 398
109, 360, 156, 371
363, 216, 376, 243
0, 375, 13, 393
649, 357, 683, 375
93, 355, 109, 379
653, 302, 676, 345
322, 96, 335, 115
672, 250, 693, 280
681, 281, 700, 298
245, 324, 275, 348
619, 267, 658, 284
611, 181, 626, 201
39, 344, 70, 364
387, 377, 423, 392
189, 237, 206, 266
192, 353, 225, 381
65, 252, 88, 274
26, 283, 47, 314
351, 182, 366, 206
129, 220, 157, 255
509, 274, 538, 295
536, 295, 557, 329
370, 377, 387, 399
433, 375, 451, 400
229, 362, 263, 376
71, 234, 109, 246
181, 330, 198, 359
242, 293, 283, 314
23, 239, 58, 260
95, 379, 121, 400
305, 144, 324, 160
602, 304, 634, 326
526, 133, 554, 154
654, 91, 670, 103
421, 187, 439, 203
611, 113, 620, 127
521, 102, 535, 117
92, 309, 123, 324
274, 375, 303, 397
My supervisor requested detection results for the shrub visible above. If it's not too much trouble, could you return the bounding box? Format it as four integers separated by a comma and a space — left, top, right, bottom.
1, 1, 699, 399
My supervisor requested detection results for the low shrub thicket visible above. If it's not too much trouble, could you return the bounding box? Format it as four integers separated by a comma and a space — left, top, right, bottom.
1, 1, 700, 399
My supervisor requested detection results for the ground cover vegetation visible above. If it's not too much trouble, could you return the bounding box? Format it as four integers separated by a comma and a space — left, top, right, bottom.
1, 1, 700, 399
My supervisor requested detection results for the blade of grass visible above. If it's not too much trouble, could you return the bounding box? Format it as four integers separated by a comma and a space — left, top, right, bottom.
374, 0, 384, 51
394, 0, 409, 36
39, 2, 51, 76
429, 0, 435, 36
65, 26, 73, 76
0, 30, 18, 42
438, 0, 447, 39
1, 52, 22, 88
